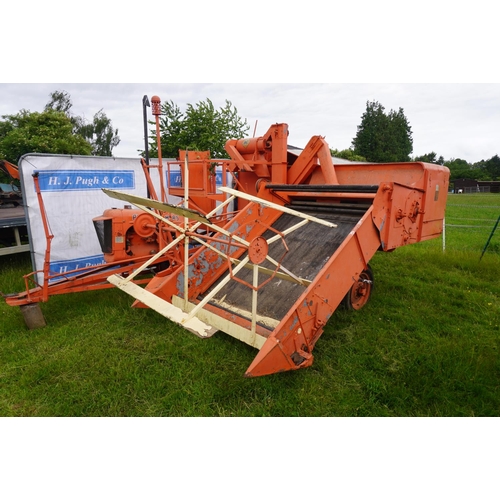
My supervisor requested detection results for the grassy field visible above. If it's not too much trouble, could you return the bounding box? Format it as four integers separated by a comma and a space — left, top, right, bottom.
0, 194, 499, 416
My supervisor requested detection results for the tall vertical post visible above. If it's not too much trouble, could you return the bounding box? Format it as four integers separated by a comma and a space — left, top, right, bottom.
184, 152, 189, 309
442, 217, 446, 252
480, 214, 500, 261
142, 95, 151, 199
142, 95, 150, 165
151, 96, 166, 203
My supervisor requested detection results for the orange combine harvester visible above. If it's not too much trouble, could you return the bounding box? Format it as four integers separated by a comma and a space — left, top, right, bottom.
4, 96, 450, 377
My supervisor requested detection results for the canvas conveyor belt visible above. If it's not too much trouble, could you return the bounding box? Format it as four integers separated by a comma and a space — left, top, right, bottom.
203, 208, 366, 329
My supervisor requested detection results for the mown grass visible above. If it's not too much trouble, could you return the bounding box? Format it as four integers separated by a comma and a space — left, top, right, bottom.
0, 195, 499, 416
440, 193, 500, 253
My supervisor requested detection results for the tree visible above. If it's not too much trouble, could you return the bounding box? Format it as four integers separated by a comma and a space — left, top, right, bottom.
330, 148, 367, 162
414, 152, 445, 165
482, 155, 500, 180
45, 90, 120, 156
445, 158, 475, 180
441, 155, 499, 181
45, 90, 73, 115
0, 109, 92, 164
415, 152, 438, 163
76, 110, 120, 156
150, 98, 249, 159
352, 100, 413, 162
386, 107, 413, 162
351, 101, 387, 162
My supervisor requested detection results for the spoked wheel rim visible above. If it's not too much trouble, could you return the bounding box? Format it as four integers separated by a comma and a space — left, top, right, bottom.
343, 266, 373, 311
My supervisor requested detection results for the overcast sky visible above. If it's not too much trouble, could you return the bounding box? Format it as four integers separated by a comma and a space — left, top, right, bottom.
1, 83, 499, 164
4, 0, 499, 166
3, 0, 500, 169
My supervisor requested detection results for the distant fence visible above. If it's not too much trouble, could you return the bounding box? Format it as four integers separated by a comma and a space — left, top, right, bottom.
454, 186, 492, 194
443, 193, 500, 254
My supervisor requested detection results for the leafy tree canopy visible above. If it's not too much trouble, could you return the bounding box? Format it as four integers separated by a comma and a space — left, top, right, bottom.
330, 148, 367, 162
45, 90, 120, 156
414, 152, 445, 165
0, 90, 120, 165
0, 90, 121, 183
0, 109, 92, 164
412, 152, 499, 181
477, 154, 500, 180
352, 100, 413, 163
45, 90, 73, 115
444, 157, 475, 180
75, 109, 120, 157
149, 98, 249, 159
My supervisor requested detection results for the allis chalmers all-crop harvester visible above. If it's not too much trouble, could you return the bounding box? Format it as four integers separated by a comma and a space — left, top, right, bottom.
4, 96, 450, 377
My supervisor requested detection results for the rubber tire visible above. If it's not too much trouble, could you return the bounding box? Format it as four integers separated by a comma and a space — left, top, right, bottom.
341, 265, 374, 311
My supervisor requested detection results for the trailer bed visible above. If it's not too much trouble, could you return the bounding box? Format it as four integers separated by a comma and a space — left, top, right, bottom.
0, 206, 29, 256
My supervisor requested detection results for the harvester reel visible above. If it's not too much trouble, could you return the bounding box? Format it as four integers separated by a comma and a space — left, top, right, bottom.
226, 222, 291, 293
248, 236, 268, 265
103, 186, 336, 346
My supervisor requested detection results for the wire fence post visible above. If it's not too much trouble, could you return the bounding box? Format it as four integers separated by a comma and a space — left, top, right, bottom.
443, 217, 446, 252
480, 214, 500, 261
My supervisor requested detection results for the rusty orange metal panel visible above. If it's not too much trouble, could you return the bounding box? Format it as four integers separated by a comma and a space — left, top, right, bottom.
245, 207, 382, 377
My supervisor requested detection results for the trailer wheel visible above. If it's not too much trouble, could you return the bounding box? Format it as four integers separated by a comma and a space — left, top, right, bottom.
341, 266, 373, 311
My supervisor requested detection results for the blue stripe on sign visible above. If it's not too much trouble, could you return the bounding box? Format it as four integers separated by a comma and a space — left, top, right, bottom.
169, 171, 183, 187
167, 170, 224, 187
35, 170, 135, 191
49, 254, 108, 282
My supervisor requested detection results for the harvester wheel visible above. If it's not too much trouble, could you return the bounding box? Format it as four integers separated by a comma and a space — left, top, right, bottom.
341, 266, 373, 311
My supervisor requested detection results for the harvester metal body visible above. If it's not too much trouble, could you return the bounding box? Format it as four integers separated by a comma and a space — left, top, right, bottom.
3, 97, 450, 377
95, 106, 449, 377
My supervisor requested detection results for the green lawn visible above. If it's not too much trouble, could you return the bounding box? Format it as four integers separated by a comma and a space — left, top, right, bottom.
1, 194, 499, 416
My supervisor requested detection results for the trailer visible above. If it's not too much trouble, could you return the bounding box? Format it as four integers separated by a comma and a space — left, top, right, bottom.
0, 160, 29, 256
0, 207, 29, 256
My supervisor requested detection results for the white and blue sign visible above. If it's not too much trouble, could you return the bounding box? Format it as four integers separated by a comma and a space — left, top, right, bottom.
167, 169, 225, 188
19, 155, 149, 287
35, 170, 135, 192
49, 254, 108, 281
